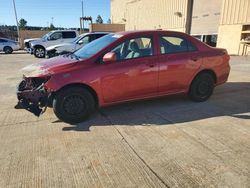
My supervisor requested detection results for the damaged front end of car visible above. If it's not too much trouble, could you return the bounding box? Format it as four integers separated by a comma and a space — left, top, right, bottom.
15, 76, 51, 116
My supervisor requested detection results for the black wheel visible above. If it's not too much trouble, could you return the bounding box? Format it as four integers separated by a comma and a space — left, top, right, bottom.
3, 46, 13, 54
189, 73, 215, 102
34, 47, 45, 58
53, 87, 95, 124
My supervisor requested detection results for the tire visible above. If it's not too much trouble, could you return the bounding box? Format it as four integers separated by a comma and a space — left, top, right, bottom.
3, 46, 13, 54
189, 72, 215, 102
34, 46, 45, 58
53, 87, 95, 124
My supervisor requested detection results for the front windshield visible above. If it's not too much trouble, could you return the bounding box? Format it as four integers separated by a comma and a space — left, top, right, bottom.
42, 31, 53, 40
74, 33, 120, 59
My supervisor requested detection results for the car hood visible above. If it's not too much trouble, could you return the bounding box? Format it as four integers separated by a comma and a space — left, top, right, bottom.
24, 38, 41, 43
30, 39, 48, 46
21, 56, 78, 77
46, 43, 74, 50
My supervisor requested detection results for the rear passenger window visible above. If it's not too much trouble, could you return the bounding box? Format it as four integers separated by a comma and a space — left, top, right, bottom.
62, 31, 76, 38
160, 36, 196, 54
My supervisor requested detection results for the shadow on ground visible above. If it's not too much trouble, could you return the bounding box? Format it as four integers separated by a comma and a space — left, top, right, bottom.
59, 82, 250, 131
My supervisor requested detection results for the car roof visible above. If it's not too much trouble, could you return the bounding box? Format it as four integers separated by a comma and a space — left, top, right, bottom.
84, 32, 110, 35
51, 30, 77, 32
115, 30, 187, 37
0, 37, 15, 41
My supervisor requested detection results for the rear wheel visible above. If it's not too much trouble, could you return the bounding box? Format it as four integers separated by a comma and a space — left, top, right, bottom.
189, 72, 215, 102
53, 87, 95, 124
34, 47, 45, 58
3, 46, 13, 54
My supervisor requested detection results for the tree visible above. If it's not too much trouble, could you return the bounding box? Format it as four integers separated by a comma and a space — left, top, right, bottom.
107, 18, 111, 24
49, 23, 55, 31
18, 18, 27, 30
96, 15, 103, 24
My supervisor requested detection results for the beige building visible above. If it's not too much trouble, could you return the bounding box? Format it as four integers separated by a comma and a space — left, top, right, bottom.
111, 0, 188, 31
111, 0, 250, 55
217, 0, 250, 55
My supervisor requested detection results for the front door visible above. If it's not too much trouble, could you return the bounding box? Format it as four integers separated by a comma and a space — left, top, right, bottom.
100, 36, 158, 103
47, 32, 63, 47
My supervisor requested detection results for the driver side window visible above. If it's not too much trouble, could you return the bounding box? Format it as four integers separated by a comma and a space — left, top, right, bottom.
79, 36, 90, 45
111, 37, 153, 61
50, 32, 62, 40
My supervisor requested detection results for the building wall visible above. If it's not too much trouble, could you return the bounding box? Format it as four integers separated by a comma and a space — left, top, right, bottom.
111, 0, 187, 31
111, 0, 250, 55
217, 0, 250, 54
217, 25, 242, 55
220, 0, 250, 25
191, 0, 223, 35
89, 24, 125, 32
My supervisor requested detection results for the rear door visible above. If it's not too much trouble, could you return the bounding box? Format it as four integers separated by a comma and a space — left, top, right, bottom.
62, 31, 77, 43
158, 35, 202, 94
47, 31, 63, 47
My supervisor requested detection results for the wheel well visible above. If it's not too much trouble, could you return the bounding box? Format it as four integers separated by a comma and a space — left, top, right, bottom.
34, 45, 45, 50
3, 46, 12, 50
54, 83, 99, 107
194, 69, 217, 84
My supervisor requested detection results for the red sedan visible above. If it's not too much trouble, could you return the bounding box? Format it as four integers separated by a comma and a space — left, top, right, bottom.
15, 30, 230, 123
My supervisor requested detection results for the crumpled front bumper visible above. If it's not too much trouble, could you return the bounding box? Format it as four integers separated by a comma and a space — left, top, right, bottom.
15, 78, 50, 116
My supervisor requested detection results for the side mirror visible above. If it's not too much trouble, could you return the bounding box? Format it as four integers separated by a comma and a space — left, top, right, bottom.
103, 52, 117, 63
47, 36, 51, 41
78, 40, 83, 45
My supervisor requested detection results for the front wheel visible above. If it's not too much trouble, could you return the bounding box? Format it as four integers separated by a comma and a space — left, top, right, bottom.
189, 73, 215, 102
53, 87, 95, 124
34, 47, 45, 58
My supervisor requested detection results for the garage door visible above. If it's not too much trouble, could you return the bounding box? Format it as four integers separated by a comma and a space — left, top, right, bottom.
191, 0, 223, 35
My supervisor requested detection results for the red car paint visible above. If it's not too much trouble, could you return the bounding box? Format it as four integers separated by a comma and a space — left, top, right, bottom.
20, 30, 231, 109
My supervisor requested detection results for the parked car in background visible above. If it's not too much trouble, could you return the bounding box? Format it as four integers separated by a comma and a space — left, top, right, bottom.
0, 38, 20, 54
24, 30, 78, 58
15, 30, 230, 124
46, 32, 109, 58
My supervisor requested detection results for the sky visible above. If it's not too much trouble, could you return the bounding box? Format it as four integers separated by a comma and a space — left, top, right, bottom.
0, 0, 110, 28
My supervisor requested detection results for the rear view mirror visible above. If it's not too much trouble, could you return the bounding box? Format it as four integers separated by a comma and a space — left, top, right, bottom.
103, 52, 117, 63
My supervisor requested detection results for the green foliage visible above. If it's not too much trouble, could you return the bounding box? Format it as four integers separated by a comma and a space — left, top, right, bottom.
18, 18, 27, 30
96, 15, 103, 24
49, 23, 55, 31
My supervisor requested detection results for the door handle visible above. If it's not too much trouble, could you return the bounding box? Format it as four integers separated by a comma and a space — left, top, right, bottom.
191, 57, 199, 62
148, 64, 155, 68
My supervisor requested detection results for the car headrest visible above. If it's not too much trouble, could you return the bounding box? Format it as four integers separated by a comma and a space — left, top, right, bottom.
130, 41, 140, 52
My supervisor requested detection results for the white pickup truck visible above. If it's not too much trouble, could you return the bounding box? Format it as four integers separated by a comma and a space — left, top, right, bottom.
46, 32, 109, 58
24, 30, 78, 58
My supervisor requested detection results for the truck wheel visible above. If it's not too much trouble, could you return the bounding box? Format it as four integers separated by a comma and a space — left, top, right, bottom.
34, 47, 45, 58
189, 72, 215, 102
53, 87, 95, 124
3, 46, 13, 54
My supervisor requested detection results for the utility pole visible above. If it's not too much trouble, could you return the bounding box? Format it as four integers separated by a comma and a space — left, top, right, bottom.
81, 0, 84, 30
12, 0, 20, 42
185, 0, 194, 34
